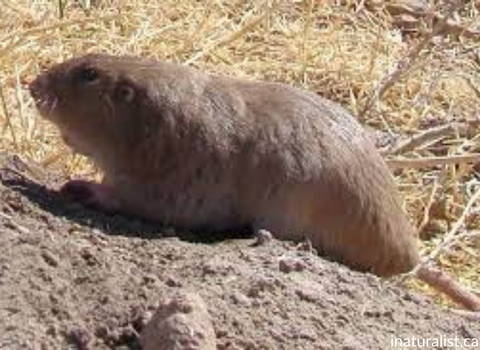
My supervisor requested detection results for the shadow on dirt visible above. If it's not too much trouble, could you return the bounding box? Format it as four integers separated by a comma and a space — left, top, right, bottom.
0, 155, 252, 244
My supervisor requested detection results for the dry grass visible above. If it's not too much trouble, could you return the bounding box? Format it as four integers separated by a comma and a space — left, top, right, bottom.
1, 0, 479, 306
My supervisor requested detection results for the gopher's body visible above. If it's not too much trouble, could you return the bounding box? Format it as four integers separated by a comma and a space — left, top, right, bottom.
30, 54, 419, 277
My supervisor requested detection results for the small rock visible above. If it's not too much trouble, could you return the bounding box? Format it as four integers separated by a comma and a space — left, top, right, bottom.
140, 290, 216, 350
41, 250, 59, 267
230, 292, 250, 306
296, 239, 313, 252
247, 276, 280, 297
66, 326, 92, 350
278, 257, 306, 273
95, 325, 110, 338
143, 274, 158, 285
254, 229, 273, 246
46, 325, 58, 337
80, 248, 98, 266
294, 280, 326, 304
402, 292, 422, 305
295, 288, 319, 303
202, 263, 217, 275
165, 275, 182, 287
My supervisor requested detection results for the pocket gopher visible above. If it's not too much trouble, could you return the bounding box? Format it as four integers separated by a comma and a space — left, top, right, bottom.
29, 54, 480, 312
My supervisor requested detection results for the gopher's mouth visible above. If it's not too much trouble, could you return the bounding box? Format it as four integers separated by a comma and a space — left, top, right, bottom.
29, 75, 59, 118
32, 94, 58, 118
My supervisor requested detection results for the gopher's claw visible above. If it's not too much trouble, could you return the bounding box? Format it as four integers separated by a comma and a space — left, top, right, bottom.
60, 180, 118, 213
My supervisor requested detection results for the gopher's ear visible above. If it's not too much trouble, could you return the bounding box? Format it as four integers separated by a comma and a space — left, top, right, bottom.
114, 82, 135, 103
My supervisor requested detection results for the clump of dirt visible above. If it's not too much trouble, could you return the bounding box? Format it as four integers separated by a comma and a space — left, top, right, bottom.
0, 154, 477, 349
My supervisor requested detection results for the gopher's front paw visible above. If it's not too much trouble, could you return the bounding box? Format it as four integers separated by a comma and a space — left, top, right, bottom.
60, 180, 118, 213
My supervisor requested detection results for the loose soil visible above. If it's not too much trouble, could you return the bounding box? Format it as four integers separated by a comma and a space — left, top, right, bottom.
0, 154, 478, 350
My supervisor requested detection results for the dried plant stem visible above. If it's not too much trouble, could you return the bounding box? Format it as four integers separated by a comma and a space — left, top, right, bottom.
383, 123, 459, 155
405, 186, 480, 280
360, 0, 465, 119
0, 14, 119, 59
300, 0, 315, 84
387, 154, 480, 170
185, 12, 268, 65
417, 178, 440, 235
0, 79, 18, 150
462, 75, 480, 100
58, 0, 65, 19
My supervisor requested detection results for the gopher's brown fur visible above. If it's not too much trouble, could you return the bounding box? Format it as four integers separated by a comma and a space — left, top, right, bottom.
29, 53, 420, 277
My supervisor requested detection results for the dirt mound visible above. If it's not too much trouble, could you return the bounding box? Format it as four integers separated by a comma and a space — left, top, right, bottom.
0, 154, 477, 349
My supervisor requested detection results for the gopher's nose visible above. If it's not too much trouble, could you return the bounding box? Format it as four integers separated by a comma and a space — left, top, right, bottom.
29, 73, 48, 100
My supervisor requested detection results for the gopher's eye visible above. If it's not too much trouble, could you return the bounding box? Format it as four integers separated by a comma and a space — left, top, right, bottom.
115, 83, 135, 102
77, 67, 99, 83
